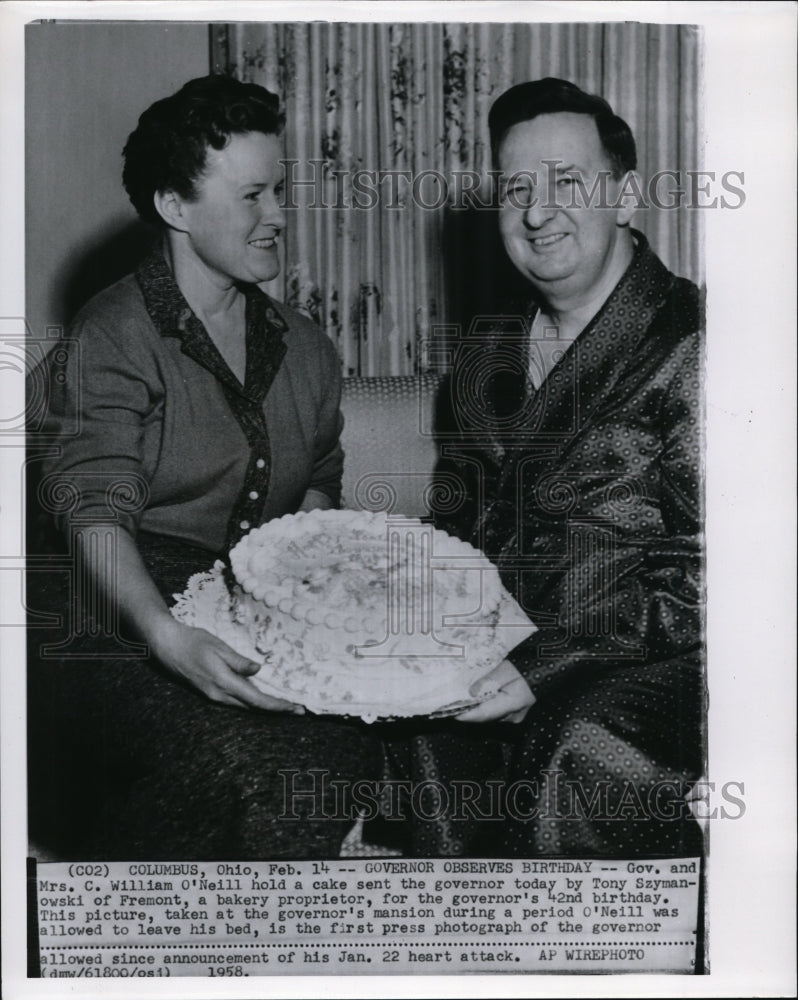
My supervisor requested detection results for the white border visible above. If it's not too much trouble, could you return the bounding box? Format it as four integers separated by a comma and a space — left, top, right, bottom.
2, 2, 796, 998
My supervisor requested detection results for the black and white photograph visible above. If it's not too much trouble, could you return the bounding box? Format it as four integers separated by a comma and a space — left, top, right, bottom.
1, 2, 795, 996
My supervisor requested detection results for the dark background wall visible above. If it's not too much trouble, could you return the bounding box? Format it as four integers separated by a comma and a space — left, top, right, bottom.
25, 21, 210, 342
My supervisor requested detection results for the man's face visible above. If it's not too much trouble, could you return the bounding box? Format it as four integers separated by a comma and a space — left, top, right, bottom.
497, 112, 634, 308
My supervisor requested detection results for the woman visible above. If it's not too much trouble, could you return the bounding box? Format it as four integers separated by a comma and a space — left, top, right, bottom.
27, 75, 379, 860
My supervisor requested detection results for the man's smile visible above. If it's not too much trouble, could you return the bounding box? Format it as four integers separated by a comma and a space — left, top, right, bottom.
528, 233, 568, 248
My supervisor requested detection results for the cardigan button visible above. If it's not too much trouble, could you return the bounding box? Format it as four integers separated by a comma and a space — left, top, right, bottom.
256, 458, 266, 469
249, 491, 259, 500
240, 520, 250, 531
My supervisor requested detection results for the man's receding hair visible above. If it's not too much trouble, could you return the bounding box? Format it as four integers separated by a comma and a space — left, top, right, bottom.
122, 74, 284, 226
488, 77, 637, 177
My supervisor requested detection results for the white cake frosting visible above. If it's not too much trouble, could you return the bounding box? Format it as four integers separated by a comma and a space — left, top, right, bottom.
172, 509, 536, 721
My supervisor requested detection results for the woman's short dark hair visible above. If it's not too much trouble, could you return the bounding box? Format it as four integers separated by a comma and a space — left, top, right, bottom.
488, 77, 637, 176
122, 74, 285, 225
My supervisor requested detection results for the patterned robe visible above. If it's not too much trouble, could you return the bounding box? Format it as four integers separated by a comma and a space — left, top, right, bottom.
383, 231, 706, 857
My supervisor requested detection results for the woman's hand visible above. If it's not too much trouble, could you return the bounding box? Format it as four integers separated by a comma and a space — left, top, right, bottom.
455, 659, 535, 724
298, 488, 333, 512
151, 618, 303, 713
75, 526, 301, 714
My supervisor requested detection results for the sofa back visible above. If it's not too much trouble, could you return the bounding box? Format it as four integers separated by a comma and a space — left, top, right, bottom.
340, 375, 444, 517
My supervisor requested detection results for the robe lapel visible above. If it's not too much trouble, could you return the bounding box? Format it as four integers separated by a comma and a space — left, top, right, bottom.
474, 233, 675, 559
492, 233, 675, 480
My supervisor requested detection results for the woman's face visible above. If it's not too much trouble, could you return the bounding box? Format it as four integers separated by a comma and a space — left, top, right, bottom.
176, 131, 286, 286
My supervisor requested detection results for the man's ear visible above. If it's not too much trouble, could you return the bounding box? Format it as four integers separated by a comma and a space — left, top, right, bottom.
152, 189, 188, 231
615, 170, 644, 226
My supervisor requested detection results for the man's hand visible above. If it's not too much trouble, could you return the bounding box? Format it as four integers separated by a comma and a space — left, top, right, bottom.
152, 619, 304, 713
455, 659, 535, 723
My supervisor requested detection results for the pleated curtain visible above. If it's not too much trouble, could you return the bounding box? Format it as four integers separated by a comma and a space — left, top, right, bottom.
213, 22, 702, 375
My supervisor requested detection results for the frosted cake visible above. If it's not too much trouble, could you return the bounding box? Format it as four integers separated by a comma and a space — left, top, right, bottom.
171, 509, 535, 721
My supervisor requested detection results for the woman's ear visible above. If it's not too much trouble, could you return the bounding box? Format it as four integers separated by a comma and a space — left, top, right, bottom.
152, 189, 188, 231
615, 170, 644, 226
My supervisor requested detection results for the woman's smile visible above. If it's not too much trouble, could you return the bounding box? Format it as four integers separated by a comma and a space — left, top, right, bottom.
248, 234, 279, 250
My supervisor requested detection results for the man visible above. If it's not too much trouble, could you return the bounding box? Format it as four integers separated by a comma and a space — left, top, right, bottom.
388, 78, 705, 858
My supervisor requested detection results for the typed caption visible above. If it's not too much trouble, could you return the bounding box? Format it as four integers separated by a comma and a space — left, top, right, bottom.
32, 857, 701, 976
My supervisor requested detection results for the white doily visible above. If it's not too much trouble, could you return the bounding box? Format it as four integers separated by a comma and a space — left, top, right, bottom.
171, 560, 535, 723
